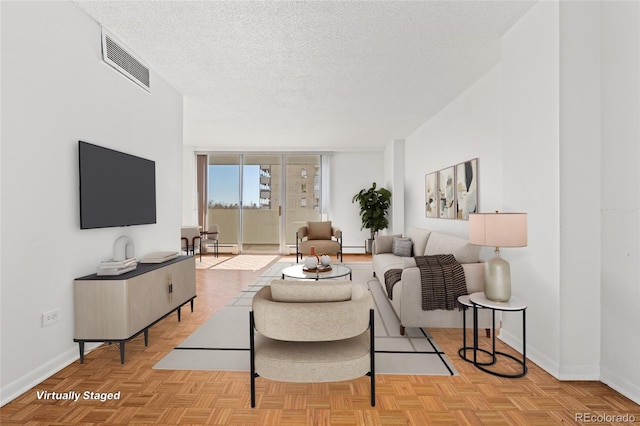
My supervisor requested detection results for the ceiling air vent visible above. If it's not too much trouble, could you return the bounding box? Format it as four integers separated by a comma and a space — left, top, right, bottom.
101, 29, 150, 92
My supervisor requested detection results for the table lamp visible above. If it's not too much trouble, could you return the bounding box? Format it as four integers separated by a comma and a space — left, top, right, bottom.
469, 212, 528, 302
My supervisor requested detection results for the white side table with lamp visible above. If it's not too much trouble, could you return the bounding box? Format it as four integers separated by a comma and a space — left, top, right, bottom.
467, 211, 528, 377
469, 292, 528, 378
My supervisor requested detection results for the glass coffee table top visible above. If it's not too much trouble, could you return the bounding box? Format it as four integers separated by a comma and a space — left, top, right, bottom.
281, 264, 352, 281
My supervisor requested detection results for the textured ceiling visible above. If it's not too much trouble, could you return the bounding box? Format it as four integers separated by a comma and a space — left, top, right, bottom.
75, 1, 535, 151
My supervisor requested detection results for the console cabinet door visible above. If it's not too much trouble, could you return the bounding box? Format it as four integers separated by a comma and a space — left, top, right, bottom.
171, 257, 196, 307
127, 268, 174, 335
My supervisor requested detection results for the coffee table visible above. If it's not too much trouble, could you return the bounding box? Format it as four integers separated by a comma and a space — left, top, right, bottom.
281, 264, 352, 281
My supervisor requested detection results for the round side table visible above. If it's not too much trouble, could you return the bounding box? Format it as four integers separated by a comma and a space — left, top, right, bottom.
469, 292, 528, 378
457, 295, 495, 365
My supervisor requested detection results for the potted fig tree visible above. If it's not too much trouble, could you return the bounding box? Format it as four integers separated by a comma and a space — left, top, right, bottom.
352, 182, 392, 253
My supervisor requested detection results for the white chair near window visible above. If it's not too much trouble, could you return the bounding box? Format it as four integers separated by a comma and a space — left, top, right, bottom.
180, 226, 201, 256
201, 224, 220, 258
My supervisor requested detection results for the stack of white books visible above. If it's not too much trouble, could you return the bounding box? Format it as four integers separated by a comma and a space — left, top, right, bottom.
140, 251, 179, 264
97, 257, 137, 276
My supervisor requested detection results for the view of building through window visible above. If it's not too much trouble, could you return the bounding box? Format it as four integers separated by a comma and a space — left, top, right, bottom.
204, 154, 322, 253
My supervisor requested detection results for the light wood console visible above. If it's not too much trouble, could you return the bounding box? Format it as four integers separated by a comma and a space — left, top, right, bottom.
73, 255, 196, 364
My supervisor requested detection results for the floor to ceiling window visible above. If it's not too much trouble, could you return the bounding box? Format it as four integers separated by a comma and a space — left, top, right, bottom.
199, 153, 323, 254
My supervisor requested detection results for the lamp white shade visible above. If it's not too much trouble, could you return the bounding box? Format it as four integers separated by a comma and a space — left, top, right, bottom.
469, 213, 528, 248
468, 212, 527, 302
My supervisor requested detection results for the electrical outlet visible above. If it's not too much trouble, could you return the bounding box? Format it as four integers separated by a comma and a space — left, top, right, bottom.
42, 308, 60, 327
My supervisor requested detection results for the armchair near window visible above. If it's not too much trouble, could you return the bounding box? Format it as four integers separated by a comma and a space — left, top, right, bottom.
296, 221, 342, 262
249, 280, 375, 408
180, 226, 200, 256
201, 224, 220, 258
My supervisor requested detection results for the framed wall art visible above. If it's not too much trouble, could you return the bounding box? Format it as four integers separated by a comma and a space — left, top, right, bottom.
425, 158, 479, 221
438, 166, 455, 219
455, 158, 478, 220
425, 172, 438, 218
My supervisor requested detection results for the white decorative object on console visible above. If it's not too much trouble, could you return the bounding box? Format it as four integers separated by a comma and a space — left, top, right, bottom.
113, 235, 135, 261
140, 251, 179, 264
96, 235, 138, 276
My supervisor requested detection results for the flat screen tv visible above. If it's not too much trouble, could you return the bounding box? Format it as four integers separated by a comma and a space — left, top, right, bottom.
79, 141, 156, 229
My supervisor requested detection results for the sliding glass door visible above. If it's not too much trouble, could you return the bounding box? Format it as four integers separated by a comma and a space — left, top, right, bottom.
203, 153, 322, 254
207, 154, 241, 252
284, 155, 322, 247
242, 155, 282, 253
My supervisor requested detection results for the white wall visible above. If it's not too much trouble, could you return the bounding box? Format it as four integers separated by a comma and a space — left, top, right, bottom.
600, 1, 640, 403
329, 151, 385, 252
384, 140, 405, 235
405, 64, 503, 240
558, 0, 602, 380
1, 2, 183, 405
501, 0, 561, 377
182, 146, 198, 226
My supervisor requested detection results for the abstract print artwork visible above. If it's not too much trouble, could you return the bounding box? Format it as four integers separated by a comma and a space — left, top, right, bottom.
425, 158, 478, 221
438, 167, 455, 219
455, 158, 478, 220
425, 172, 438, 218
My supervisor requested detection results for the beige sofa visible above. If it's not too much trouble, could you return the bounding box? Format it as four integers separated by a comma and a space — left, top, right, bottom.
372, 227, 492, 334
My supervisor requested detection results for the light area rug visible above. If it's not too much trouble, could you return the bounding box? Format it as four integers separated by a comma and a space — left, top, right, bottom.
210, 255, 279, 271
195, 256, 230, 270
154, 261, 457, 376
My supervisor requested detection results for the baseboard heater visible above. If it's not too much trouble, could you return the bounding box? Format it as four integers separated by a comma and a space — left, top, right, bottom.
204, 243, 238, 255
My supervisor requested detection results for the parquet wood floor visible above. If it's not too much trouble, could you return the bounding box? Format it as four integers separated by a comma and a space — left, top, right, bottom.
2, 254, 638, 425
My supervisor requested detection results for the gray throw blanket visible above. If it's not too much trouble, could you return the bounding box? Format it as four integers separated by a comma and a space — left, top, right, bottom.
415, 254, 467, 311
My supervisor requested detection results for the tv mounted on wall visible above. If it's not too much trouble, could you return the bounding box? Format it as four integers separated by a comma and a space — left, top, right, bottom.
79, 141, 156, 229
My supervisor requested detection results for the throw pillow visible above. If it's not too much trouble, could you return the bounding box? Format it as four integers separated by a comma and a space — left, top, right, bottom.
307, 221, 332, 240
392, 237, 413, 257
373, 234, 401, 254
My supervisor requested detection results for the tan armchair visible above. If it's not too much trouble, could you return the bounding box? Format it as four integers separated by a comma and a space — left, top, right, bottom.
296, 221, 343, 262
249, 280, 375, 407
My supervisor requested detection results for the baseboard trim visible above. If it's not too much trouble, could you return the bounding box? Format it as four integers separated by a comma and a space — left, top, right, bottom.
600, 366, 640, 406
558, 364, 601, 381
498, 328, 560, 379
0, 342, 101, 407
500, 330, 639, 405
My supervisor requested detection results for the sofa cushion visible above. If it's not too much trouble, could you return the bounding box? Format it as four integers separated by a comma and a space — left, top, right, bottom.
392, 237, 413, 257
406, 227, 431, 257
373, 234, 402, 254
424, 232, 480, 263
270, 279, 352, 302
372, 253, 404, 279
307, 221, 332, 240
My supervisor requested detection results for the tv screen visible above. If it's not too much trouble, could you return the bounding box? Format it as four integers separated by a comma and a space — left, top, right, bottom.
79, 141, 156, 229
